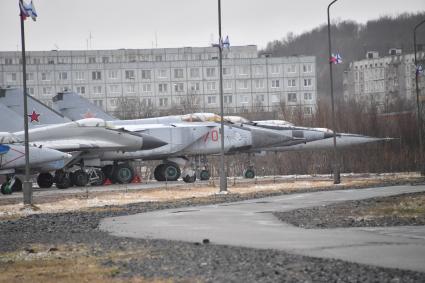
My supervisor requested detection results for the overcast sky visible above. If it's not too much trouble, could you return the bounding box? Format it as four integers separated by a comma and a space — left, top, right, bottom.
0, 0, 424, 52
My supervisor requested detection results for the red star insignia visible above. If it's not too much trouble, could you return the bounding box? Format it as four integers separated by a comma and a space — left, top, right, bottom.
28, 110, 40, 122
82, 110, 96, 118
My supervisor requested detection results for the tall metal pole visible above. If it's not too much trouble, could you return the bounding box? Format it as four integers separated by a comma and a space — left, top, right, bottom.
19, 0, 33, 204
327, 0, 341, 184
414, 19, 425, 176
218, 0, 227, 192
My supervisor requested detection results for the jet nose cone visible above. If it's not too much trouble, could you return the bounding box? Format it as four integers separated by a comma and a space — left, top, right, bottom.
251, 128, 293, 148
141, 134, 167, 150
324, 131, 335, 139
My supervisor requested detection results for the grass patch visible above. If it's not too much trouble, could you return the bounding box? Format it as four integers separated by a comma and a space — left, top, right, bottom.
361, 195, 425, 218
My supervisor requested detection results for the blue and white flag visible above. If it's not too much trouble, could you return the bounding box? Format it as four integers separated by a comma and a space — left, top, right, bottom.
221, 36, 230, 49
417, 64, 424, 75
19, 0, 37, 21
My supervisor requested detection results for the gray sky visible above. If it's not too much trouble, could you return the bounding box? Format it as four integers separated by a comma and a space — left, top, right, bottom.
1, 0, 424, 51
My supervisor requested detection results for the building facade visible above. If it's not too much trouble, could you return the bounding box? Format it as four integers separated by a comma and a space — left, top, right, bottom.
343, 49, 425, 112
0, 45, 317, 116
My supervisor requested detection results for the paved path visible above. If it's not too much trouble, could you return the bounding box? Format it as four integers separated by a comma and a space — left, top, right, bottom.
101, 185, 425, 272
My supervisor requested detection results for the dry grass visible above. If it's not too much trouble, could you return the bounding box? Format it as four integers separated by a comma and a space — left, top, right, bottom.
361, 194, 425, 218
0, 244, 183, 283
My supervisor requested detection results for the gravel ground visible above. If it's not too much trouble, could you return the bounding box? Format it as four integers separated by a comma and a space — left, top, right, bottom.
1, 184, 425, 282
274, 191, 425, 229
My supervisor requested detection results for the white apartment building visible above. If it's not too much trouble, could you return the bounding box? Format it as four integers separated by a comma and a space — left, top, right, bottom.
343, 49, 425, 112
0, 45, 317, 116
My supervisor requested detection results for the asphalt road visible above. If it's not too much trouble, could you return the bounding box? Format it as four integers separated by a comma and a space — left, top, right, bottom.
101, 185, 425, 272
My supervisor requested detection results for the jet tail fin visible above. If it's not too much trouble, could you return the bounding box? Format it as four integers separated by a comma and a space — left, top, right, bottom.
0, 87, 70, 127
52, 91, 117, 121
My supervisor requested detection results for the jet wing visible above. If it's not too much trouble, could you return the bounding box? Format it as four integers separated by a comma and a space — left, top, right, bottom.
31, 139, 136, 152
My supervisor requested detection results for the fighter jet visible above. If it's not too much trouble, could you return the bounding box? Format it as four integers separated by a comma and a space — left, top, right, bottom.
0, 132, 71, 194
51, 91, 392, 181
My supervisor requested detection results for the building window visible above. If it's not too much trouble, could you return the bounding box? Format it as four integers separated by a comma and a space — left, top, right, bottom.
60, 86, 69, 92
304, 78, 312, 87
42, 87, 51, 95
109, 85, 120, 93
159, 97, 168, 107
207, 96, 217, 104
190, 82, 200, 91
271, 65, 280, 74
102, 56, 110, 63
256, 94, 265, 102
303, 64, 312, 73
174, 83, 184, 92
88, 57, 96, 64
240, 95, 249, 104
142, 83, 152, 92
174, 69, 184, 79
75, 71, 85, 81
272, 94, 280, 103
158, 83, 168, 93
47, 58, 55, 64
158, 69, 167, 78
7, 73, 17, 82
223, 67, 232, 75
238, 80, 249, 89
93, 86, 102, 94
92, 71, 102, 80
5, 58, 13, 65
304, 93, 312, 100
190, 68, 200, 78
271, 79, 280, 88
255, 79, 264, 89
41, 72, 50, 81
59, 72, 68, 80
287, 79, 296, 87
224, 95, 233, 104
206, 67, 216, 77
142, 98, 153, 106
26, 73, 34, 81
304, 106, 313, 115
155, 55, 163, 62
76, 86, 86, 94
288, 93, 297, 102
224, 80, 232, 90
206, 81, 216, 91
239, 66, 249, 75
108, 70, 118, 79
32, 58, 41, 65
254, 66, 264, 75
125, 70, 135, 80
142, 70, 152, 79
126, 84, 136, 93
287, 64, 296, 73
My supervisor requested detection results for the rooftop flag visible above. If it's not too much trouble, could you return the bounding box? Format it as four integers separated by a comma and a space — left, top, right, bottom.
19, 0, 37, 21
417, 64, 424, 75
330, 53, 342, 64
221, 36, 230, 49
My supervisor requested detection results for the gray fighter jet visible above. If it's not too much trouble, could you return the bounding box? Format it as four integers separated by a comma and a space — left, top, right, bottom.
0, 132, 71, 194
51, 91, 392, 180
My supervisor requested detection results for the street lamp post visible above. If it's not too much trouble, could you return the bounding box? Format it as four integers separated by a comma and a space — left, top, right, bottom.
217, 0, 227, 192
327, 0, 341, 184
414, 19, 425, 176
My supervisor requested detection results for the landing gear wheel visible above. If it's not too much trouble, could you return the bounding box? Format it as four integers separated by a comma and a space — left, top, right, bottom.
55, 171, 72, 189
11, 178, 22, 192
1, 183, 12, 195
112, 164, 134, 184
71, 169, 89, 187
154, 164, 166, 181
163, 163, 180, 181
243, 168, 255, 179
37, 173, 54, 188
200, 170, 210, 181
183, 174, 196, 183
91, 169, 105, 186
